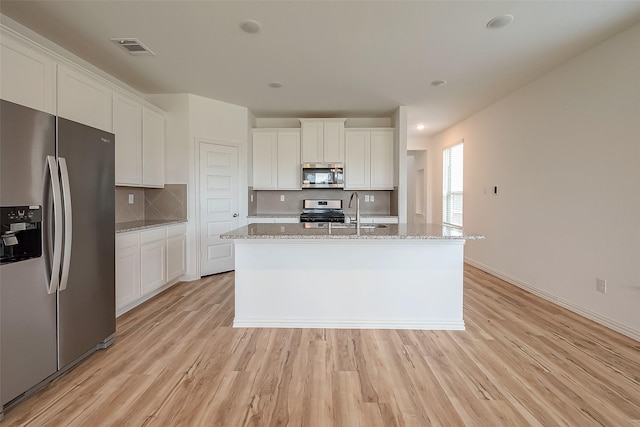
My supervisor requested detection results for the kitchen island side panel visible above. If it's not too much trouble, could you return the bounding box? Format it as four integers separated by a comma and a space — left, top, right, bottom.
233, 239, 465, 329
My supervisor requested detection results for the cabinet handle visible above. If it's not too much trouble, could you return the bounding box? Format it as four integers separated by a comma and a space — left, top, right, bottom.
233, 213, 239, 218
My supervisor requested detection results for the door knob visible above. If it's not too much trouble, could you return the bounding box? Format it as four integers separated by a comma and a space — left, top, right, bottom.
233, 213, 239, 217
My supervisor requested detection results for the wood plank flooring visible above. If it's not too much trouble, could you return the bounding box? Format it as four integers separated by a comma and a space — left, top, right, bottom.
3, 264, 640, 426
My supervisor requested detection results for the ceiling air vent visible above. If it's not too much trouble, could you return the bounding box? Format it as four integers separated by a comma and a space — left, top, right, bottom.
110, 38, 155, 56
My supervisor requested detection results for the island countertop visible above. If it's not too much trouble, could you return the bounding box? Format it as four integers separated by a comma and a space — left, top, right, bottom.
221, 222, 484, 240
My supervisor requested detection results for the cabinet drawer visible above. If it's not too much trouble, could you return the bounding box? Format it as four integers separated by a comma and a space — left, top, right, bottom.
167, 223, 187, 237
116, 232, 139, 250
140, 227, 166, 244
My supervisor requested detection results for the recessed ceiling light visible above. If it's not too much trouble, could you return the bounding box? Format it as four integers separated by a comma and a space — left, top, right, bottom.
269, 82, 283, 88
430, 80, 447, 87
486, 15, 514, 29
239, 19, 261, 34
416, 124, 425, 130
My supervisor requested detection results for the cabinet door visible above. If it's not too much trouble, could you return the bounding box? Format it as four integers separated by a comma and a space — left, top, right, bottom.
345, 131, 370, 189
301, 121, 323, 163
113, 93, 143, 185
142, 107, 165, 187
273, 217, 300, 224
116, 245, 141, 310
252, 131, 278, 190
370, 130, 394, 189
323, 121, 345, 163
57, 64, 112, 132
0, 37, 56, 114
277, 130, 301, 190
140, 240, 167, 294
166, 234, 186, 281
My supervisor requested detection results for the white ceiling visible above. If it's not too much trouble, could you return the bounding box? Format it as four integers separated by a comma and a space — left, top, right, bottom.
2, 1, 640, 137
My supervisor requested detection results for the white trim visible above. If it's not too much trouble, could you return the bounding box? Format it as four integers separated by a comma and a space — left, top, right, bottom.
116, 277, 181, 318
233, 318, 465, 330
465, 257, 640, 342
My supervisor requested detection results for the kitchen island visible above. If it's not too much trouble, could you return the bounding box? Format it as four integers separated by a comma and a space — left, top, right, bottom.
221, 223, 484, 330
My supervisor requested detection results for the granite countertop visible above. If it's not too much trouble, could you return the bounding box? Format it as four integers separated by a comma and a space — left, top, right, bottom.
221, 223, 484, 240
248, 214, 399, 219
116, 219, 187, 233
247, 214, 302, 218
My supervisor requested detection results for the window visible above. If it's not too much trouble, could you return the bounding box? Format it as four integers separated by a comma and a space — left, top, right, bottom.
443, 142, 463, 227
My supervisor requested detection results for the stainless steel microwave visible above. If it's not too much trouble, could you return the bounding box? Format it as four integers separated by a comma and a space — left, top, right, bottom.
301, 164, 344, 188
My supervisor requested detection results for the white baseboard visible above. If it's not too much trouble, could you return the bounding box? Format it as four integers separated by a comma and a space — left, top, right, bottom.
465, 257, 640, 342
233, 318, 465, 330
116, 277, 183, 318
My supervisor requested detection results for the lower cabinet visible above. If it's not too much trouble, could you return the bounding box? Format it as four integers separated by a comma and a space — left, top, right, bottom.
140, 229, 167, 295
115, 223, 187, 316
115, 232, 141, 310
247, 217, 300, 224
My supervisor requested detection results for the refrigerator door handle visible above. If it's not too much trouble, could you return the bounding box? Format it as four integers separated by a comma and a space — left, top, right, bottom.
46, 155, 62, 294
58, 157, 73, 291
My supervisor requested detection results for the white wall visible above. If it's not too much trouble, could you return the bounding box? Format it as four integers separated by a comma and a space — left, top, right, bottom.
393, 106, 408, 223
427, 22, 640, 340
148, 94, 249, 280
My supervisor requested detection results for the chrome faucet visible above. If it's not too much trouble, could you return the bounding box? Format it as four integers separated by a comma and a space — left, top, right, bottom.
349, 192, 361, 234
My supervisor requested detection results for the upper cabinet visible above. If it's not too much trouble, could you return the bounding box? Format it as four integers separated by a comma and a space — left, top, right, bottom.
142, 107, 165, 187
113, 92, 165, 188
113, 93, 143, 185
0, 36, 56, 114
345, 129, 394, 190
252, 129, 301, 190
300, 119, 346, 164
57, 64, 112, 132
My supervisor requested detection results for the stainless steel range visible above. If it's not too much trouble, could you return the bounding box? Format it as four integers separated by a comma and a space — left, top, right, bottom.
299, 199, 345, 223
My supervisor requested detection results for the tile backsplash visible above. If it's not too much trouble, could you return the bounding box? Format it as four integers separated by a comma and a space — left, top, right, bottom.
255, 189, 392, 216
115, 187, 145, 222
115, 184, 187, 223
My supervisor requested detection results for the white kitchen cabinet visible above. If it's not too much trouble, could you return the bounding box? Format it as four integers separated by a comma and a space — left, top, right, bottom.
140, 227, 167, 295
360, 216, 399, 224
113, 92, 143, 185
116, 223, 186, 316
142, 107, 165, 187
0, 35, 56, 114
252, 129, 300, 190
115, 232, 141, 311
370, 130, 395, 189
113, 93, 165, 188
277, 130, 301, 190
345, 129, 394, 190
166, 224, 187, 281
252, 130, 278, 190
57, 63, 112, 132
247, 217, 300, 224
300, 119, 346, 164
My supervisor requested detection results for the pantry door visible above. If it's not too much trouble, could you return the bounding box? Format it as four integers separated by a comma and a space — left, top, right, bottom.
199, 142, 240, 276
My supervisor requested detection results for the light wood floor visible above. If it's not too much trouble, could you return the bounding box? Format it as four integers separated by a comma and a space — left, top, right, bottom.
3, 264, 640, 426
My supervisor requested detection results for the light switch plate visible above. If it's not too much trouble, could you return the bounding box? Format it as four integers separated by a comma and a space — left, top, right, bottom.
128, 194, 134, 204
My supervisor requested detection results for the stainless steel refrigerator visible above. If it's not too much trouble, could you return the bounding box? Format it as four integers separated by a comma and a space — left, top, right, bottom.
0, 100, 116, 416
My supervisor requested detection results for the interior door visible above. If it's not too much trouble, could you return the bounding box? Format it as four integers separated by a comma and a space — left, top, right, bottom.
199, 142, 239, 276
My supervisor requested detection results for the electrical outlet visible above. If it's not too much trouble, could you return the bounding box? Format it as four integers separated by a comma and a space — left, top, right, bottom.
364, 195, 370, 202
250, 194, 254, 203
596, 278, 607, 294
280, 194, 285, 202
128, 194, 134, 204
370, 195, 375, 202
